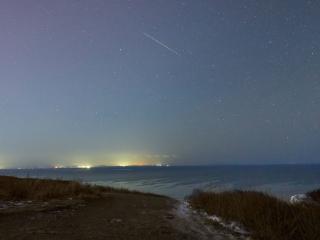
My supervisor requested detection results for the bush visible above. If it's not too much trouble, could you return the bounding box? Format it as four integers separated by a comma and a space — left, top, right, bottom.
188, 190, 320, 240
307, 189, 320, 203
0, 176, 124, 200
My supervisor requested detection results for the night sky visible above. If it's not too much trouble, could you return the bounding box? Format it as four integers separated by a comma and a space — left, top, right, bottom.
0, 0, 320, 168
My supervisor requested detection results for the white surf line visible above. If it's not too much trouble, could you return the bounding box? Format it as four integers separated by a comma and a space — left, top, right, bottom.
143, 32, 179, 56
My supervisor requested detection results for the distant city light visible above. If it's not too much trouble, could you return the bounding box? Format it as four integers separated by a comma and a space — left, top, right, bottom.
155, 163, 170, 167
118, 163, 129, 167
54, 165, 65, 169
77, 165, 92, 169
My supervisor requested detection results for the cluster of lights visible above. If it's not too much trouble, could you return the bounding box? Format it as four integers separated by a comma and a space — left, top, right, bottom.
54, 165, 65, 169
155, 163, 170, 167
76, 165, 92, 169
53, 165, 92, 169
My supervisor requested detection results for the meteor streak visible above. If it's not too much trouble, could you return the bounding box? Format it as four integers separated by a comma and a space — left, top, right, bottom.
143, 32, 179, 56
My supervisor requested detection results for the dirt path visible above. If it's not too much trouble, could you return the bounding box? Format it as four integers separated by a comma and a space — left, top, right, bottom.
0, 192, 243, 240
171, 202, 244, 240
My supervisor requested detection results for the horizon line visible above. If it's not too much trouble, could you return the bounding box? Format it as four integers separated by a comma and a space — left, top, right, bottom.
1, 162, 320, 170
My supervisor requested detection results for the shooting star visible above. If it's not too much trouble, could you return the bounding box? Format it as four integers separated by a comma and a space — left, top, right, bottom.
143, 32, 179, 56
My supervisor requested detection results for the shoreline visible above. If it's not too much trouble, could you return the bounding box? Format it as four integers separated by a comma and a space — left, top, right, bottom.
0, 176, 319, 240
2, 164, 319, 201
0, 176, 242, 240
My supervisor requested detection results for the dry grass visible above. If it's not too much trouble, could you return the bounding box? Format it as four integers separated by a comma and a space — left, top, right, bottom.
188, 190, 320, 240
0, 176, 131, 201
307, 189, 320, 203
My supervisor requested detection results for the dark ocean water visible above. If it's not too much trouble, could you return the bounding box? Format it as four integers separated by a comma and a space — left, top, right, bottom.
1, 165, 320, 200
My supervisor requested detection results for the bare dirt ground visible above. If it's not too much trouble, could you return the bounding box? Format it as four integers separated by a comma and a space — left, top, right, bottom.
0, 192, 242, 240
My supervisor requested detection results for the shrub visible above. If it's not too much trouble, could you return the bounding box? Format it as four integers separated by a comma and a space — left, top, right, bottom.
307, 189, 320, 203
0, 176, 121, 200
188, 190, 320, 240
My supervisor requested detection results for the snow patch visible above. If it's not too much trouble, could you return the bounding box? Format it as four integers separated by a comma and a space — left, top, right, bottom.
176, 201, 191, 219
207, 215, 249, 235
177, 201, 250, 238
290, 194, 308, 204
0, 201, 33, 210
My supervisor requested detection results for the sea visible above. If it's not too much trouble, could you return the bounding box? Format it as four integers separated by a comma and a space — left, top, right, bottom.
1, 165, 319, 200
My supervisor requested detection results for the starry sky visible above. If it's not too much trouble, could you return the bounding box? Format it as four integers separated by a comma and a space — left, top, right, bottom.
0, 0, 320, 168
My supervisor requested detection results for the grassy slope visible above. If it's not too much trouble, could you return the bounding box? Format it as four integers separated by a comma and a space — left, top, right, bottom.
0, 176, 203, 240
307, 189, 320, 204
0, 175, 153, 201
2, 175, 320, 239
188, 190, 320, 240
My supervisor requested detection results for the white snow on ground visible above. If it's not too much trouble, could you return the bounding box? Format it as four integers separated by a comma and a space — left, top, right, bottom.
173, 201, 250, 240
0, 201, 34, 210
175, 201, 192, 219
206, 214, 249, 235
290, 194, 308, 204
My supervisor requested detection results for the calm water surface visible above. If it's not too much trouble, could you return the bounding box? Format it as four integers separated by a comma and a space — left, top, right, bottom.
1, 165, 319, 200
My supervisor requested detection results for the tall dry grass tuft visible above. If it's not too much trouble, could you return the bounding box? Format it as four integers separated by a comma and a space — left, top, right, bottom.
307, 189, 320, 204
188, 190, 320, 240
0, 176, 125, 200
